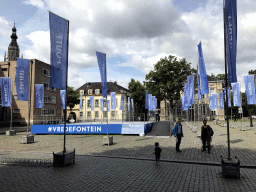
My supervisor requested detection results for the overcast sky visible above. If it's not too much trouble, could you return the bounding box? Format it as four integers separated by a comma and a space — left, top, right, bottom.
0, 0, 255, 91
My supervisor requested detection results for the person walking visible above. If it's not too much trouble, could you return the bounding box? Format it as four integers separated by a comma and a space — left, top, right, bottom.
201, 119, 214, 153
154, 142, 162, 165
171, 119, 184, 152
155, 108, 160, 122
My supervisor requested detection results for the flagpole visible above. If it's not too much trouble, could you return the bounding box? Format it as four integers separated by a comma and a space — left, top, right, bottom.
63, 20, 69, 153
27, 60, 33, 135
223, 0, 231, 160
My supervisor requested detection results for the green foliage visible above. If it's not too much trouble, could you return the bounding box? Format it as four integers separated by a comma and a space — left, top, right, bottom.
128, 78, 146, 112
216, 74, 225, 87
67, 86, 80, 111
144, 55, 196, 107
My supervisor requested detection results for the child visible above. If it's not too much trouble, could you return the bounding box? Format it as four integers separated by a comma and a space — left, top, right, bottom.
154, 142, 162, 165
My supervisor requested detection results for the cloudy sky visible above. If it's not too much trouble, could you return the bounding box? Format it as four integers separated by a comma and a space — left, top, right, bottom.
0, 0, 255, 90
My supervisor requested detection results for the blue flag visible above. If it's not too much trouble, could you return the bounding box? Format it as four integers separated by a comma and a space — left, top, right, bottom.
219, 92, 224, 110
96, 52, 107, 99
198, 42, 209, 95
182, 96, 188, 111
90, 96, 94, 111
49, 12, 68, 90
128, 97, 130, 111
15, 58, 29, 101
212, 93, 218, 109
60, 90, 66, 109
145, 90, 148, 109
231, 82, 240, 106
225, 0, 237, 83
155, 98, 157, 109
152, 96, 156, 111
244, 75, 256, 105
223, 88, 231, 107
197, 65, 201, 100
35, 84, 44, 108
148, 94, 152, 111
209, 96, 213, 110
100, 98, 104, 111
107, 100, 110, 112
111, 92, 116, 110
120, 95, 124, 111
131, 99, 134, 112
80, 94, 82, 111
184, 83, 191, 109
0, 77, 11, 107
187, 76, 195, 104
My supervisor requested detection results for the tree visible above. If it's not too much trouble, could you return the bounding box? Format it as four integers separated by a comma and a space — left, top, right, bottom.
67, 86, 80, 111
145, 55, 196, 112
216, 74, 225, 88
128, 78, 146, 113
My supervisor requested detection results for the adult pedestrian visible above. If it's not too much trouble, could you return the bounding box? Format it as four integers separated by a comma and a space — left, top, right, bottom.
201, 119, 214, 153
155, 108, 160, 122
171, 119, 184, 152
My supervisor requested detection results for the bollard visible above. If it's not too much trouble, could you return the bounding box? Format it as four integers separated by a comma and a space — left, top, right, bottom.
250, 118, 253, 127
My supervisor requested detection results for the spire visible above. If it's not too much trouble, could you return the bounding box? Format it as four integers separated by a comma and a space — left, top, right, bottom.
4, 52, 6, 62
8, 23, 19, 61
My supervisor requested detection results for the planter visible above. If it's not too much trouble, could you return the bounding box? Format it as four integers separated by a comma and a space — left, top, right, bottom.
21, 135, 34, 144
53, 149, 75, 167
102, 136, 113, 145
221, 156, 240, 179
6, 130, 16, 136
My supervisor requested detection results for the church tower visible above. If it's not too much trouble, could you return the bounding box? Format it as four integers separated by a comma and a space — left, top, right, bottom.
8, 24, 20, 61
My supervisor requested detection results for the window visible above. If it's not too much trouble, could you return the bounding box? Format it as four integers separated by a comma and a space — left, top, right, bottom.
95, 99, 99, 108
87, 111, 91, 119
200, 106, 206, 115
44, 96, 50, 103
116, 99, 118, 108
49, 87, 56, 92
51, 96, 56, 104
42, 68, 50, 77
88, 89, 93, 95
211, 111, 216, 116
95, 89, 100, 94
103, 111, 107, 119
95, 111, 99, 119
80, 112, 83, 118
43, 82, 49, 90
80, 90, 84, 95
41, 108, 56, 116
13, 109, 20, 113
202, 94, 205, 99
111, 111, 115, 119
176, 106, 182, 116
103, 100, 107, 108
87, 100, 91, 108
49, 109, 56, 115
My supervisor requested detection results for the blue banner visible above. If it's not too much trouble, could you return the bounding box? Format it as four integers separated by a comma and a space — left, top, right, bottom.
128, 97, 130, 111
212, 93, 218, 109
49, 12, 68, 90
182, 96, 188, 111
197, 65, 201, 100
35, 84, 44, 108
60, 90, 66, 109
0, 77, 11, 107
209, 96, 213, 110
198, 42, 209, 94
145, 90, 148, 109
107, 100, 110, 112
152, 96, 156, 111
187, 76, 195, 104
111, 92, 116, 110
148, 94, 152, 111
231, 82, 240, 106
155, 98, 157, 109
100, 98, 104, 111
225, 0, 237, 83
224, 88, 231, 107
219, 92, 224, 110
80, 94, 82, 111
131, 99, 134, 112
15, 58, 29, 101
96, 52, 107, 98
90, 96, 94, 111
244, 75, 256, 105
184, 83, 191, 109
120, 95, 124, 111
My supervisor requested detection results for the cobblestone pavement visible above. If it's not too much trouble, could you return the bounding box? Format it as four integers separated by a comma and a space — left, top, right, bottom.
2, 155, 256, 192
1, 121, 256, 166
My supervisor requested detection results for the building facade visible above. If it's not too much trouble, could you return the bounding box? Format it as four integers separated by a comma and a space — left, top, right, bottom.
0, 25, 62, 126
67, 82, 131, 122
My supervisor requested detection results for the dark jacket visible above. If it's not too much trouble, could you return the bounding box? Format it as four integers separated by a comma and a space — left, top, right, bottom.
201, 125, 213, 141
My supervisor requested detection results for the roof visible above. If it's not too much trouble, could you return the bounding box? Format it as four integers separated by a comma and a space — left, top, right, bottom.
207, 75, 221, 82
77, 82, 130, 95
